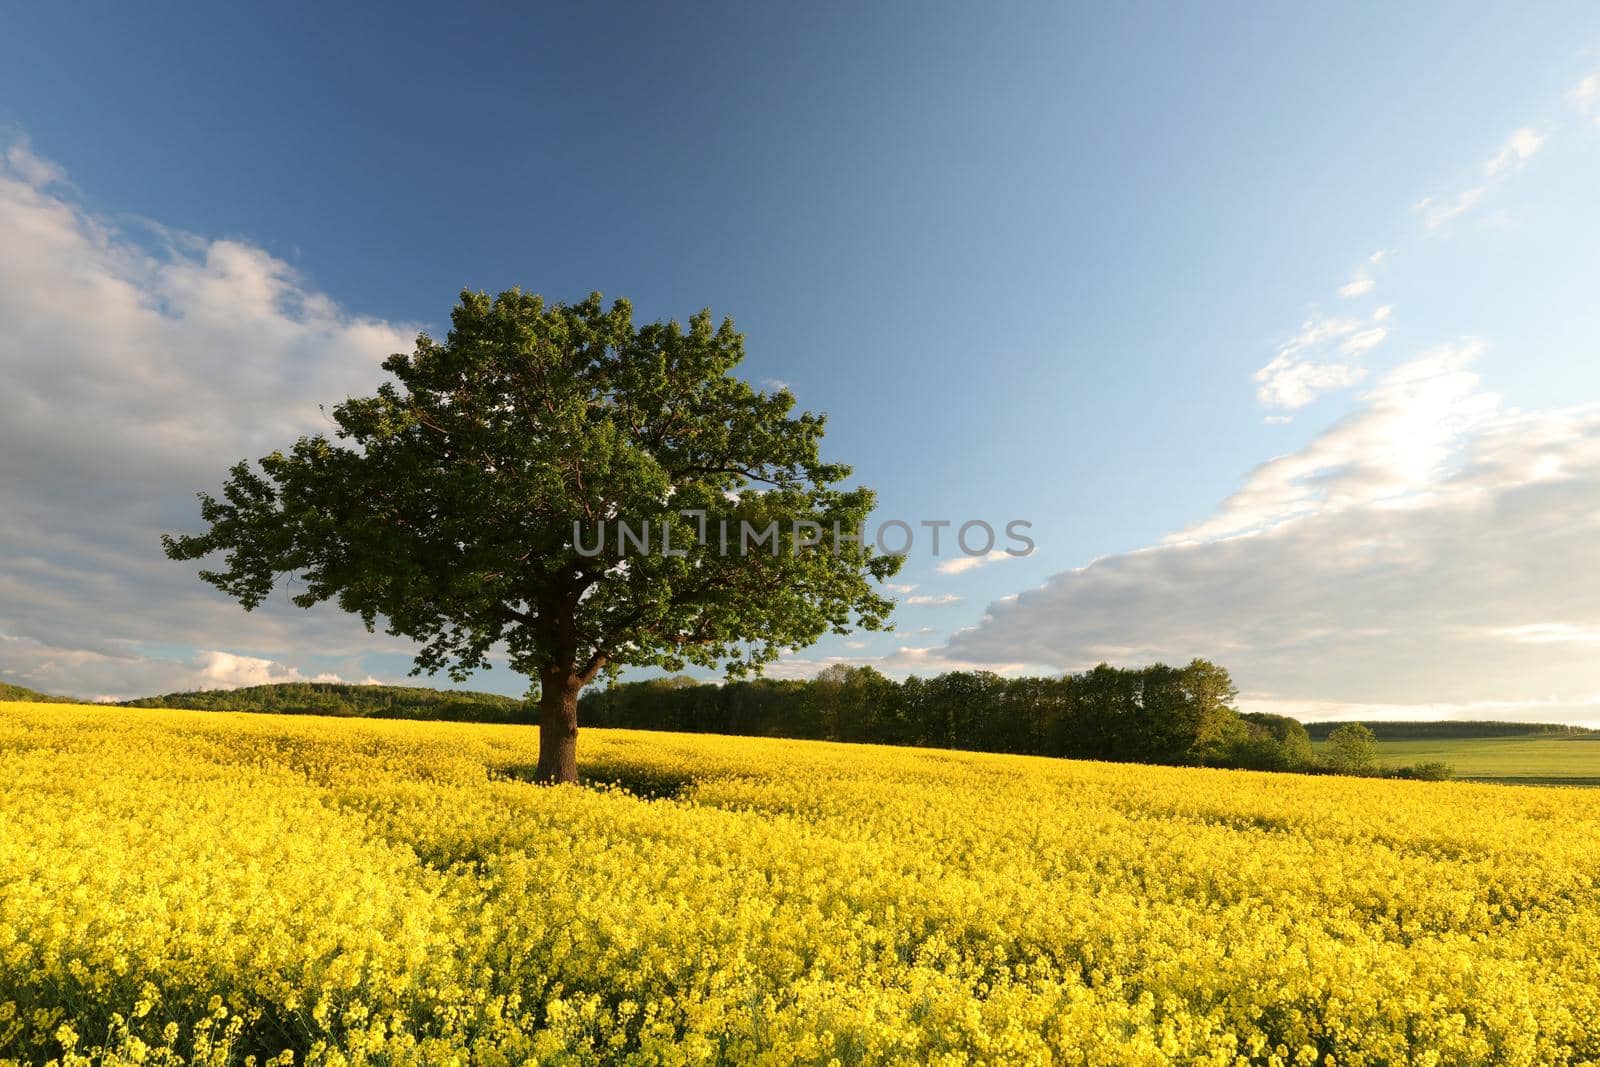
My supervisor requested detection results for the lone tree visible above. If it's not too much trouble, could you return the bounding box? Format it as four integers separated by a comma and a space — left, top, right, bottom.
165, 290, 901, 782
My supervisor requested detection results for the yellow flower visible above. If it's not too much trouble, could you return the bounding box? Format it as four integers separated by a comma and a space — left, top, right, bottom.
3, 699, 1600, 1065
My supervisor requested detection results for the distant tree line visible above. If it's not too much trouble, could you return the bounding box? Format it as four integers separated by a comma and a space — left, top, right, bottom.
120, 682, 524, 723
582, 661, 1325, 772
80, 672, 1514, 781
1305, 720, 1597, 741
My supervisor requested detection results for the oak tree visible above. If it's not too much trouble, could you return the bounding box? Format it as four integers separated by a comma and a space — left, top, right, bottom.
164, 290, 900, 781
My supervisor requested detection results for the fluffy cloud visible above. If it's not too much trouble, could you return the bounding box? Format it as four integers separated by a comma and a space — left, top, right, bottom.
0, 137, 420, 699
1193, 341, 1494, 542
1253, 305, 1392, 410
1484, 127, 1546, 176
946, 348, 1600, 724
0, 636, 358, 703
3, 137, 67, 188
1338, 273, 1375, 299
1056, 87, 1595, 720
935, 549, 1018, 576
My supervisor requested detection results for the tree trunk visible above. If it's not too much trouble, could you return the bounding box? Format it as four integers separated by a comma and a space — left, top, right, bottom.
534, 667, 581, 784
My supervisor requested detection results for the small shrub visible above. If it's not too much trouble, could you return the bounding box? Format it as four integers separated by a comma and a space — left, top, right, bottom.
1388, 761, 1455, 781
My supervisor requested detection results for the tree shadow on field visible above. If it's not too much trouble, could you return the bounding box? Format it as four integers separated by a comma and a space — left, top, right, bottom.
492, 758, 698, 800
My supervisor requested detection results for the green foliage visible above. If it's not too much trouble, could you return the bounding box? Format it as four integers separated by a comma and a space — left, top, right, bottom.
120, 682, 524, 722
165, 290, 898, 684
163, 290, 900, 778
1325, 722, 1380, 775
0, 683, 72, 703
1383, 760, 1456, 781
584, 659, 1320, 774
1228, 712, 1317, 770
1305, 720, 1597, 741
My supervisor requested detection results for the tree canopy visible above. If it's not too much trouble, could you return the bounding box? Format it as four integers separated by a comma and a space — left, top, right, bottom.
165, 290, 901, 780
1325, 722, 1380, 775
0, 683, 72, 704
584, 659, 1301, 769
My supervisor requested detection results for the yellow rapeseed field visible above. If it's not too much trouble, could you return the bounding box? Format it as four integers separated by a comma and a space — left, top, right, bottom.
2, 701, 1598, 1067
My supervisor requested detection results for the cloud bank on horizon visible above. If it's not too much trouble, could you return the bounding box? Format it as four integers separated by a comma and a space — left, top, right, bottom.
947, 347, 1600, 723
0, 135, 418, 700
935, 68, 1600, 725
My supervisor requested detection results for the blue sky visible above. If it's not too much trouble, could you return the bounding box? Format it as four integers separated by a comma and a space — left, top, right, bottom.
5, 4, 1600, 721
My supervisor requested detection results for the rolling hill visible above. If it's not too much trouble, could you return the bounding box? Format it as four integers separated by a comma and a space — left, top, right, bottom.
0, 682, 73, 703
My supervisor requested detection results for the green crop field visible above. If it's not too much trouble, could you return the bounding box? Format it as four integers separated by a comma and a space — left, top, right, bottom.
1315, 735, 1600, 785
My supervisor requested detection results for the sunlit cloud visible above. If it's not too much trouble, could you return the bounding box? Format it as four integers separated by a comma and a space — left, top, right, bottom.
1484, 127, 1546, 176
947, 346, 1600, 723
0, 135, 418, 699
1254, 306, 1393, 410
1338, 273, 1375, 298
936, 549, 1016, 575
1418, 186, 1487, 229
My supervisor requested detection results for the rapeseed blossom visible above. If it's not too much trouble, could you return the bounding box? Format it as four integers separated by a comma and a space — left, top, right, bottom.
1, 701, 1598, 1065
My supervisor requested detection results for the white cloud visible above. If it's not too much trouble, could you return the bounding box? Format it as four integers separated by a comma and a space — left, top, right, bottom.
935, 549, 1018, 575
905, 593, 963, 606
1571, 71, 1600, 126
0, 136, 421, 699
193, 650, 347, 688
761, 377, 791, 392
1253, 306, 1393, 410
1237, 695, 1599, 728
762, 643, 1039, 682
1263, 99, 1564, 416
884, 582, 919, 593
946, 347, 1600, 723
1191, 341, 1494, 542
1417, 126, 1546, 230
885, 76, 1594, 718
1493, 623, 1600, 645
1255, 357, 1366, 411
1339, 326, 1388, 355
1485, 127, 1546, 176
1420, 185, 1487, 228
1338, 274, 1375, 298
3, 137, 67, 189
0, 635, 366, 700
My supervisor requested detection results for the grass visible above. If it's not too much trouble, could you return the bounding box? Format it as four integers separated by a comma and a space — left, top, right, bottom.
1315, 734, 1600, 784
